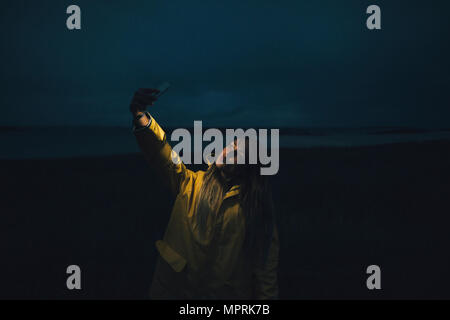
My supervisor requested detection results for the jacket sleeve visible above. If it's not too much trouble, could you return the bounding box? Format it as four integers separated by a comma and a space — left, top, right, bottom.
253, 226, 280, 299
133, 114, 194, 195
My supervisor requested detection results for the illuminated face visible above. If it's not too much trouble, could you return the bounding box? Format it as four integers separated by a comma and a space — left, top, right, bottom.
215, 138, 246, 178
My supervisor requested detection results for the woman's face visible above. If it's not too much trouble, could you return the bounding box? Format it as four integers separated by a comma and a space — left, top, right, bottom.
215, 138, 246, 178
215, 138, 245, 180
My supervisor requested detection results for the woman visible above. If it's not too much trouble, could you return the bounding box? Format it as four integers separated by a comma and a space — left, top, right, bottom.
130, 88, 279, 299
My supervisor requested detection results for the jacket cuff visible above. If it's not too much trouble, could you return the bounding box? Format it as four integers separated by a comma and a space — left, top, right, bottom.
132, 111, 152, 134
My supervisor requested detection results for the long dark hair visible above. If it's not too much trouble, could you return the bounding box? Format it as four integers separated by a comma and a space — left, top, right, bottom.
196, 160, 275, 264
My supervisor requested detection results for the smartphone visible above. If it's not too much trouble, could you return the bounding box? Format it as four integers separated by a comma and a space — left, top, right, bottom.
154, 81, 170, 98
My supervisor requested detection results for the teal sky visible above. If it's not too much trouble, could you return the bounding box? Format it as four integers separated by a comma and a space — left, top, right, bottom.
1, 0, 449, 128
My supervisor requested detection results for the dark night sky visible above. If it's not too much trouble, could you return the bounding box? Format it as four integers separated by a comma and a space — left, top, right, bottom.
1, 0, 449, 128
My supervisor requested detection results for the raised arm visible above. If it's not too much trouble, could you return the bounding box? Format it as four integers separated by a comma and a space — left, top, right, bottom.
130, 88, 194, 195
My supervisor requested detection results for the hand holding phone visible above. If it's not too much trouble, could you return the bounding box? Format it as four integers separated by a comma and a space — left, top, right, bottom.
129, 82, 170, 116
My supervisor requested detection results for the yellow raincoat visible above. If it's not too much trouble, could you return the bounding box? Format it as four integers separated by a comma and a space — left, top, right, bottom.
134, 114, 279, 299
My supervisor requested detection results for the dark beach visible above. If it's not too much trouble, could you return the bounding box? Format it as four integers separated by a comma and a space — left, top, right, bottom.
1, 141, 450, 299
